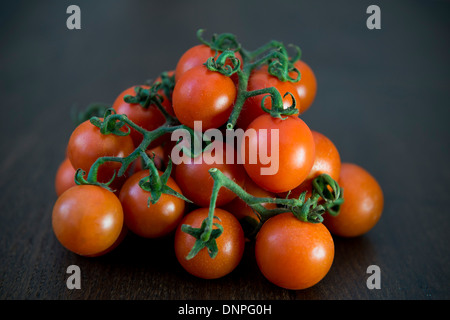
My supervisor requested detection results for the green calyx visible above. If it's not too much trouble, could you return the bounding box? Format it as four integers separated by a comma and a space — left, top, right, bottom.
90, 108, 131, 136
197, 29, 241, 53
181, 217, 224, 260
289, 174, 344, 224
138, 158, 191, 206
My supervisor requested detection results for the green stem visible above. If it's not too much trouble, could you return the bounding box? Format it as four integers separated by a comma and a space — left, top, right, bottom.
208, 168, 301, 223
200, 177, 222, 242
190, 168, 344, 250
240, 40, 285, 63
226, 67, 250, 129
85, 112, 193, 186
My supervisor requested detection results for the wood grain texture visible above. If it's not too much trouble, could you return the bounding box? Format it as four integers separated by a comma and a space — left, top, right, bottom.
1, 0, 449, 300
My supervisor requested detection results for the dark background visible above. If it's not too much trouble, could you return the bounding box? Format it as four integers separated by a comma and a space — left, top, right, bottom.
1, 0, 449, 300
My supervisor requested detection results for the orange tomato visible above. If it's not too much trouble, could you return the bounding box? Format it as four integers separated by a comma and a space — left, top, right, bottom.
323, 163, 383, 237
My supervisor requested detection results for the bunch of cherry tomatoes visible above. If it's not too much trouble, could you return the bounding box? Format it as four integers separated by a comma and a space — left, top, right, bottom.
53, 30, 384, 291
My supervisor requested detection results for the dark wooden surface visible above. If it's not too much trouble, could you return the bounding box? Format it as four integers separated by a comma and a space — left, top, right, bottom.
1, 0, 449, 300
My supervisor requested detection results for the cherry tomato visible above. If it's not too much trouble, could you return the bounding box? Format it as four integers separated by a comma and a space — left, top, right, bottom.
255, 212, 334, 290
172, 65, 237, 130
55, 157, 77, 197
289, 59, 317, 113
175, 140, 245, 207
67, 119, 135, 188
323, 163, 383, 237
241, 114, 315, 193
222, 174, 277, 222
307, 130, 341, 181
119, 170, 185, 238
236, 69, 302, 129
175, 44, 243, 83
52, 185, 124, 256
112, 85, 174, 148
174, 208, 245, 279
282, 130, 341, 199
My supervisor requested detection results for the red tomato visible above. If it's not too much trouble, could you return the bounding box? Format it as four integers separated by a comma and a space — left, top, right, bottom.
112, 85, 174, 148
222, 174, 277, 222
175, 140, 246, 207
241, 114, 315, 193
236, 69, 302, 129
174, 208, 245, 279
55, 157, 77, 197
289, 60, 317, 113
175, 44, 243, 83
307, 130, 341, 181
52, 185, 124, 256
172, 65, 237, 130
67, 119, 135, 188
283, 130, 341, 199
119, 170, 185, 238
323, 163, 384, 237
255, 212, 334, 290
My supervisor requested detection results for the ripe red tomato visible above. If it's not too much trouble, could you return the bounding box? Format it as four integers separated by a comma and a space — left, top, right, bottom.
112, 85, 174, 148
175, 44, 243, 83
172, 65, 237, 130
175, 140, 246, 207
241, 114, 315, 193
52, 185, 124, 256
282, 130, 341, 199
55, 157, 77, 196
306, 130, 341, 181
255, 212, 334, 290
289, 60, 317, 114
323, 163, 384, 237
236, 69, 302, 129
222, 174, 277, 222
119, 169, 185, 238
67, 119, 135, 187
174, 208, 245, 279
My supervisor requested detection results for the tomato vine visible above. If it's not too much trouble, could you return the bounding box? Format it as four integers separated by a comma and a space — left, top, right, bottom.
67, 29, 344, 261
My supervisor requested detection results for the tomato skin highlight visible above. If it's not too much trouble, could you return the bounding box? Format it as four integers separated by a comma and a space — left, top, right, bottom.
55, 157, 77, 197
241, 114, 315, 193
172, 65, 237, 130
52, 185, 124, 256
174, 208, 245, 279
119, 170, 185, 238
255, 212, 334, 290
323, 163, 384, 237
